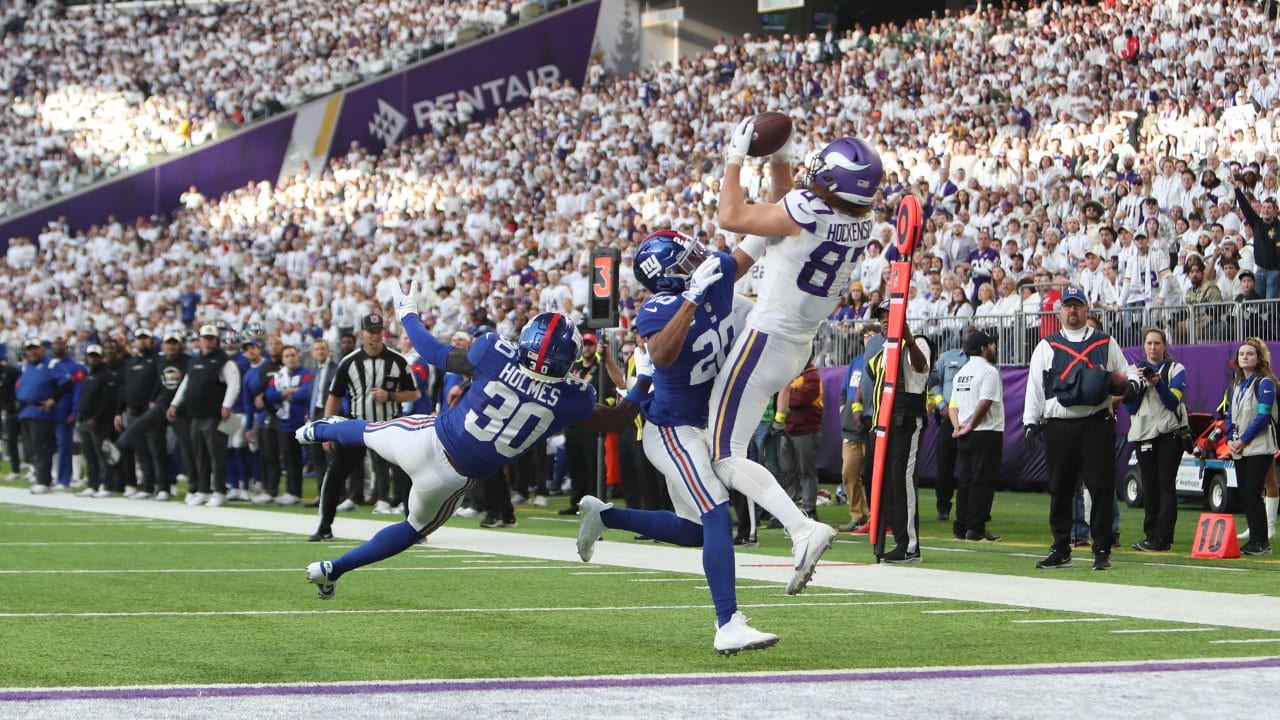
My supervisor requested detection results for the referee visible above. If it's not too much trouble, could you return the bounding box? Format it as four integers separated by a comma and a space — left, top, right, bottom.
1023, 287, 1128, 571
948, 330, 1003, 543
309, 314, 419, 542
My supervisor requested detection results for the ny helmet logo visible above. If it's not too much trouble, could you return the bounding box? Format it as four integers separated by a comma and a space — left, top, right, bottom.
369, 99, 407, 147
639, 256, 662, 277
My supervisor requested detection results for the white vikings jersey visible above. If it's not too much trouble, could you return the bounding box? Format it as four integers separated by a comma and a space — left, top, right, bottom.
748, 188, 875, 342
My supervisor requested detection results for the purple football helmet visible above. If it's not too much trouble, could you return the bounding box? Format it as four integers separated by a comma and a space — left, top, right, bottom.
808, 137, 883, 206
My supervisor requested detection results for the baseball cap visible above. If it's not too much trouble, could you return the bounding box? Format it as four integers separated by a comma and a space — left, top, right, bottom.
240, 337, 260, 348
162, 332, 182, 343
198, 324, 219, 337
85, 344, 103, 356
874, 300, 892, 318
23, 337, 41, 349
134, 328, 153, 339
1084, 246, 1101, 258
1061, 286, 1088, 306
581, 333, 599, 345
963, 330, 997, 356
1240, 269, 1255, 280
361, 313, 384, 332
450, 330, 471, 342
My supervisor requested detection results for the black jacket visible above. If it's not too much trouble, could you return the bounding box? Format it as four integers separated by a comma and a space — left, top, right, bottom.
78, 363, 120, 424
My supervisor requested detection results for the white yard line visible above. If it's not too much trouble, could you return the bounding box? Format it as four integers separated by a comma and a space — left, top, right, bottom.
5, 487, 1280, 632
0, 600, 893, 620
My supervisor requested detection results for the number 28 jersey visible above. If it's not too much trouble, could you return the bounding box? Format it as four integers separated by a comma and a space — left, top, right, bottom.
636, 252, 740, 429
436, 333, 597, 478
750, 188, 875, 342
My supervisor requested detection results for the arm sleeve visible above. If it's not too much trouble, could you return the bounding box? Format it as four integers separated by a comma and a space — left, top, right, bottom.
1236, 187, 1261, 225
1023, 342, 1048, 425
220, 362, 241, 409
402, 313, 472, 373
1240, 377, 1275, 444
737, 234, 768, 261
1155, 363, 1184, 411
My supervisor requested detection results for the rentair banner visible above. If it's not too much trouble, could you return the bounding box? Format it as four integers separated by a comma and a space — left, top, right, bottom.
0, 0, 601, 249
327, 0, 601, 157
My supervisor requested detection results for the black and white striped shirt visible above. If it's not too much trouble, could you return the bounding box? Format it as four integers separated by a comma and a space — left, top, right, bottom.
329, 348, 416, 422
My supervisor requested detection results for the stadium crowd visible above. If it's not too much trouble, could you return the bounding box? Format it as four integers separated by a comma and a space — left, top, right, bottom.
0, 0, 534, 216
2, 0, 1279, 508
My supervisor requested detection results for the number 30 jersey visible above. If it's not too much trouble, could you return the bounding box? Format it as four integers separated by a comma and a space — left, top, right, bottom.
750, 188, 875, 342
436, 333, 597, 478
636, 252, 740, 429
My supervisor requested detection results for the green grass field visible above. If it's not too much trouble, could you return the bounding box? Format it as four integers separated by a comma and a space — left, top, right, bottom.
2, 469, 1280, 689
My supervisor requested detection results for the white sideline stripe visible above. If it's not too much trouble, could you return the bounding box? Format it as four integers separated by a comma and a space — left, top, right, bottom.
0, 541, 315, 547
1211, 638, 1280, 644
694, 585, 780, 590
1111, 628, 1217, 635
0, 566, 580, 575
569, 571, 665, 576
0, 600, 916, 620
1140, 562, 1247, 572
460, 559, 548, 564
1013, 618, 1116, 624
919, 546, 974, 554
7, 488, 1280, 632
923, 609, 1030, 615
628, 578, 703, 583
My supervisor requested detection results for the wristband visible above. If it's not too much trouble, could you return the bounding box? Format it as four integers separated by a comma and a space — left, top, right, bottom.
965, 422, 974, 432
624, 378, 651, 406
774, 412, 787, 423
850, 402, 863, 413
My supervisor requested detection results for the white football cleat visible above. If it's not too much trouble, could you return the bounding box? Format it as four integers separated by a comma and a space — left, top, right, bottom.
154, 491, 171, 502
29, 484, 50, 494
205, 492, 227, 508
336, 498, 357, 512
306, 560, 337, 600
786, 521, 837, 595
296, 416, 342, 444
275, 493, 300, 506
576, 495, 612, 562
372, 500, 394, 515
713, 611, 779, 655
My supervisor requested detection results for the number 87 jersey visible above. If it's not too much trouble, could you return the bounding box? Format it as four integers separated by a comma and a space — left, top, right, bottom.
751, 188, 875, 343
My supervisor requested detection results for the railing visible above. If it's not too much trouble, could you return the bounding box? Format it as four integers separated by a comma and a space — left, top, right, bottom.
814, 298, 1280, 367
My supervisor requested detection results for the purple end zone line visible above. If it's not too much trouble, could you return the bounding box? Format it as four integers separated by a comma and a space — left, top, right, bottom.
5, 657, 1280, 702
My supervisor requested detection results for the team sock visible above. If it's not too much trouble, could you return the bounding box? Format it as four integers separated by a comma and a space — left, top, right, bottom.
700, 503, 737, 627
601, 507, 703, 546
329, 520, 423, 580
713, 456, 809, 531
314, 419, 369, 447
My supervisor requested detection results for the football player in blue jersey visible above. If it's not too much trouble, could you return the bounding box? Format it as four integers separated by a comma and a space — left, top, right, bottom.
297, 284, 643, 599
574, 229, 776, 654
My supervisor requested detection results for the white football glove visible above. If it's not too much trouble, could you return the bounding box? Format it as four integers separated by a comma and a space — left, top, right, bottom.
633, 346, 655, 380
724, 118, 754, 166
682, 255, 724, 305
391, 280, 421, 322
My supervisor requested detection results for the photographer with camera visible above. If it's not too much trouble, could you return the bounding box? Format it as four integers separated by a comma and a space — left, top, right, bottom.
1122, 328, 1190, 552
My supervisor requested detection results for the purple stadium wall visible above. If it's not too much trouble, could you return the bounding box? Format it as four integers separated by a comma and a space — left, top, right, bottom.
815, 340, 1280, 490
0, 0, 601, 251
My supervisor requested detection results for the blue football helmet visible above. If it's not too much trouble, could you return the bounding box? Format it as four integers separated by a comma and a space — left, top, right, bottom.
805, 137, 883, 206
634, 230, 710, 294
517, 312, 582, 383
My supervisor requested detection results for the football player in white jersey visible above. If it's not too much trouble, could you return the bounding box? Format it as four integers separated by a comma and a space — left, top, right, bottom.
708, 118, 884, 594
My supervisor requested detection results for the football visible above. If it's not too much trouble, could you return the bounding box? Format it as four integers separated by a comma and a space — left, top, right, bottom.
747, 111, 793, 157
